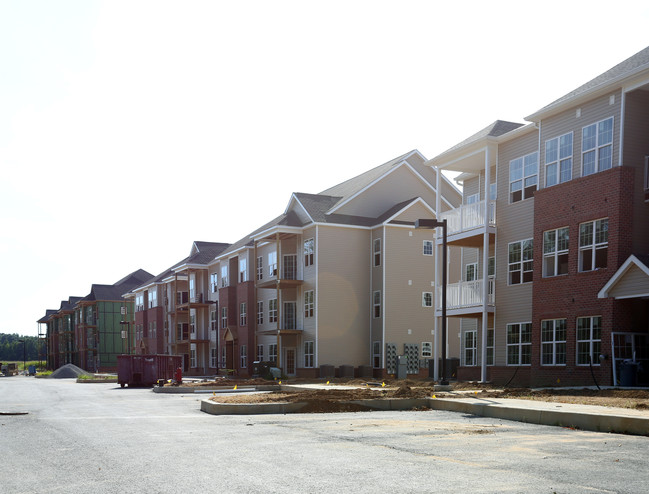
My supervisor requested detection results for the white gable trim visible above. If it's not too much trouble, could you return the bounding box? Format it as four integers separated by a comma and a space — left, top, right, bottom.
598, 255, 649, 298
283, 194, 315, 223
381, 197, 436, 225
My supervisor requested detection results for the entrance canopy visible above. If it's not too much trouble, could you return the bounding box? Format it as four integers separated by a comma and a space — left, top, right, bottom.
598, 255, 649, 299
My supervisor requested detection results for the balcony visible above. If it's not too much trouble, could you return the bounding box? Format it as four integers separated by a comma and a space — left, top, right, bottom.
256, 256, 304, 289
438, 199, 495, 246
436, 278, 495, 315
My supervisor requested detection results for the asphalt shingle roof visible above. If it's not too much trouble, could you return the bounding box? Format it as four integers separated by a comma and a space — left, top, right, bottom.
437, 120, 525, 157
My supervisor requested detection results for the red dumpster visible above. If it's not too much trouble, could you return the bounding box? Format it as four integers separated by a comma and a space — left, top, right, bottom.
117, 355, 183, 388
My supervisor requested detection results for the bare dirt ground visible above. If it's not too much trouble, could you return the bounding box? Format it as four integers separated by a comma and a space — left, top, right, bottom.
189, 377, 649, 414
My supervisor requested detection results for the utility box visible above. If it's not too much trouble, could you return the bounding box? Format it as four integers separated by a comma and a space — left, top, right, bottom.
396, 355, 408, 379
117, 355, 182, 388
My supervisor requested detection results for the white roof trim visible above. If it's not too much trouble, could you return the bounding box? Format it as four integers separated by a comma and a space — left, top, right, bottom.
598, 255, 649, 298
249, 225, 304, 242
210, 244, 253, 264
284, 193, 315, 223
381, 197, 436, 225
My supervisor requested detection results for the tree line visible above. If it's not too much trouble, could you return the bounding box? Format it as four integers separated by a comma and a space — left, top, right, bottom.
0, 334, 42, 361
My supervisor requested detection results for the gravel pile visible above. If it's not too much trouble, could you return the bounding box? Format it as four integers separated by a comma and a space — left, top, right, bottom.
50, 363, 91, 379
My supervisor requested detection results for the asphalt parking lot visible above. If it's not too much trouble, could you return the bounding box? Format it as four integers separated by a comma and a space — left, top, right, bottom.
2, 376, 648, 493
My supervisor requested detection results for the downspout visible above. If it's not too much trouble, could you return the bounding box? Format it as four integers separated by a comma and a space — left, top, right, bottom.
481, 147, 490, 383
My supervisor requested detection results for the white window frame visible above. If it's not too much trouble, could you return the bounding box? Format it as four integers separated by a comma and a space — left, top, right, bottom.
463, 330, 477, 366
239, 258, 247, 283
508, 239, 533, 285
373, 341, 381, 368
506, 322, 532, 366
239, 302, 247, 326
269, 344, 277, 365
240, 344, 247, 368
221, 265, 228, 288
221, 307, 227, 330
545, 132, 573, 187
304, 290, 314, 318
466, 193, 479, 205
541, 319, 567, 366
421, 341, 432, 358
257, 344, 264, 362
210, 272, 218, 292
256, 256, 263, 281
304, 238, 314, 267
465, 262, 478, 282
149, 288, 157, 308
373, 290, 381, 318
373, 238, 381, 267
423, 240, 433, 256
486, 328, 495, 366
543, 227, 569, 277
576, 316, 602, 366
210, 310, 218, 331
509, 151, 538, 203
268, 251, 277, 277
210, 347, 218, 368
422, 292, 433, 307
304, 341, 314, 368
256, 301, 263, 325
190, 348, 197, 368
189, 277, 195, 300
190, 313, 196, 336
579, 218, 608, 272
582, 117, 613, 176
269, 298, 278, 323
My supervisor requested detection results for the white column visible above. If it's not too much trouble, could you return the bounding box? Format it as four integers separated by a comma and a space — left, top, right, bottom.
481, 148, 490, 383
434, 166, 441, 381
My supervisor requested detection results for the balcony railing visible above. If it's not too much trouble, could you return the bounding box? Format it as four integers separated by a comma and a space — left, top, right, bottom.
436, 278, 495, 310
439, 199, 496, 236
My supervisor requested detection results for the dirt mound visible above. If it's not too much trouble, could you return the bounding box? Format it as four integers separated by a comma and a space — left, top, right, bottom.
50, 364, 91, 379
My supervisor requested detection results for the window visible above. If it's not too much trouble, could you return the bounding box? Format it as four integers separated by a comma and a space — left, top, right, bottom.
221, 345, 226, 368
221, 307, 228, 330
304, 238, 314, 267
490, 183, 497, 200
579, 218, 608, 271
543, 227, 569, 277
210, 272, 218, 292
488, 257, 495, 277
577, 316, 602, 365
508, 239, 533, 284
239, 302, 247, 326
509, 152, 538, 203
373, 290, 381, 318
373, 238, 381, 267
189, 278, 195, 300
422, 292, 433, 307
269, 344, 277, 365
466, 193, 479, 205
257, 344, 264, 361
256, 256, 263, 281
541, 319, 567, 365
221, 265, 228, 287
423, 240, 433, 256
463, 330, 477, 366
465, 262, 478, 282
257, 301, 263, 325
268, 251, 277, 277
486, 328, 494, 366
421, 342, 432, 358
545, 133, 573, 186
373, 341, 381, 368
239, 258, 247, 283
210, 310, 218, 331
582, 117, 613, 176
148, 288, 157, 308
304, 341, 314, 367
190, 314, 196, 335
507, 323, 532, 365
269, 298, 278, 323
190, 348, 197, 368
304, 290, 314, 318
135, 293, 144, 312
240, 345, 247, 368
210, 347, 218, 368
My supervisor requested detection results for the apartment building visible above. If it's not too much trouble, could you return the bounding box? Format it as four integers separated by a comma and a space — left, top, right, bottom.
210, 150, 463, 378
426, 46, 649, 386
126, 241, 230, 375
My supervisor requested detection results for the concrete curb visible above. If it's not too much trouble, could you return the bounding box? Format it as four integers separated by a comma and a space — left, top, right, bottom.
153, 385, 279, 394
429, 398, 649, 436
201, 400, 307, 415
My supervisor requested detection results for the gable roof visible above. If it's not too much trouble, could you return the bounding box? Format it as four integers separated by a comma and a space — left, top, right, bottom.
37, 309, 58, 323
598, 254, 649, 299
435, 120, 525, 158
526, 45, 649, 121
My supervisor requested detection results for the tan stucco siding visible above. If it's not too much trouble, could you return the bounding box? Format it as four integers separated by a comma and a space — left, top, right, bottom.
316, 225, 370, 366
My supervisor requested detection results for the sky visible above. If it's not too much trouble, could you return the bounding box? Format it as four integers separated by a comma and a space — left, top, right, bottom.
1, 1, 648, 337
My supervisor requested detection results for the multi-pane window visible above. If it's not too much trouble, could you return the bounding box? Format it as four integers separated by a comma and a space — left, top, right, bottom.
543, 227, 569, 277
373, 290, 381, 318
149, 289, 157, 308
221, 265, 228, 287
239, 302, 247, 326
304, 341, 314, 368
465, 262, 478, 282
579, 218, 608, 271
190, 348, 197, 368
221, 345, 226, 368
269, 344, 277, 365
221, 307, 228, 330
239, 258, 247, 283
421, 342, 432, 358
423, 240, 433, 256
210, 310, 218, 331
373, 238, 381, 267
466, 193, 479, 205
269, 299, 278, 323
210, 347, 218, 368
509, 152, 538, 203
304, 290, 314, 318
507, 323, 532, 365
541, 319, 567, 365
210, 272, 218, 292
486, 328, 495, 366
490, 183, 497, 200
135, 293, 144, 312
463, 330, 477, 366
268, 251, 277, 277
582, 117, 613, 176
508, 239, 533, 285
545, 133, 573, 186
257, 344, 264, 362
240, 345, 247, 368
190, 314, 196, 335
256, 301, 263, 325
189, 278, 195, 300
577, 316, 602, 365
422, 292, 433, 307
256, 256, 263, 281
304, 238, 314, 267
373, 341, 381, 368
